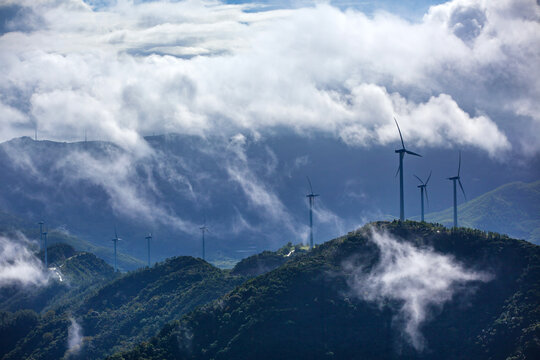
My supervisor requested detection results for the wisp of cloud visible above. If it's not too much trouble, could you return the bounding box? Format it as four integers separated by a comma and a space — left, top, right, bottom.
344, 230, 492, 350
0, 234, 50, 287
66, 317, 83, 357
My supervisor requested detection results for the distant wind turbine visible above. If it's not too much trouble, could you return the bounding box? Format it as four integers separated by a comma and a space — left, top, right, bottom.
38, 221, 44, 251
394, 117, 422, 221
42, 225, 48, 268
145, 233, 152, 268
306, 176, 319, 249
112, 227, 121, 272
200, 222, 209, 261
447, 151, 466, 228
414, 171, 432, 222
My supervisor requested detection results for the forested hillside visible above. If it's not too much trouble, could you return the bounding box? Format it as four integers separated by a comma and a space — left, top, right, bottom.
111, 221, 540, 360
1, 251, 245, 359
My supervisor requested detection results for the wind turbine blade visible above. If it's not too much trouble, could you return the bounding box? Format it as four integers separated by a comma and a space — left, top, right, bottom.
306, 176, 314, 194
395, 164, 401, 178
394, 117, 405, 149
458, 179, 466, 200
114, 225, 118, 240
413, 174, 423, 184
458, 151, 461, 176
425, 187, 429, 207
426, 170, 432, 185
405, 150, 422, 157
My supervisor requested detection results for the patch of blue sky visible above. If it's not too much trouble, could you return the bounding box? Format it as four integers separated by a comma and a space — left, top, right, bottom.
81, 1, 449, 21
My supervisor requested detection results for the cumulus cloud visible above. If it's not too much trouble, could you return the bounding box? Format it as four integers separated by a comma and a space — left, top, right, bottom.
0, 233, 50, 287
344, 230, 492, 350
0, 0, 537, 155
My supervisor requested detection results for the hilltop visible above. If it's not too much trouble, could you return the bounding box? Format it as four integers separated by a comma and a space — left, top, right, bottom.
0, 243, 116, 313
1, 253, 245, 360
0, 210, 144, 271
111, 221, 540, 360
425, 180, 540, 243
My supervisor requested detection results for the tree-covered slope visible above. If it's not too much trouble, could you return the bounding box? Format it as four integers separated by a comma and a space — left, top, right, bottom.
0, 243, 117, 313
230, 242, 307, 277
2, 256, 245, 360
0, 209, 145, 271
424, 180, 540, 243
111, 221, 540, 360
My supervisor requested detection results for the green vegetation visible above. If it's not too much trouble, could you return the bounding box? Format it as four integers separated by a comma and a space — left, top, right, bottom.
2, 221, 539, 359
0, 210, 145, 271
231, 242, 307, 277
111, 221, 540, 360
425, 180, 540, 243
1, 250, 245, 359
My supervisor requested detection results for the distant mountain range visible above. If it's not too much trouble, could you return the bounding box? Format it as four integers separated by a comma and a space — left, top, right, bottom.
0, 210, 144, 271
423, 180, 540, 243
0, 135, 538, 269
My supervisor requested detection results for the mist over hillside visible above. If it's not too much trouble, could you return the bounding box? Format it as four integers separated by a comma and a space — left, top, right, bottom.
0, 135, 538, 267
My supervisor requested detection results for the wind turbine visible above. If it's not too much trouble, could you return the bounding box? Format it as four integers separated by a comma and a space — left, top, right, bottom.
394, 117, 422, 221
306, 176, 319, 249
414, 171, 432, 222
145, 233, 152, 268
200, 222, 209, 261
447, 151, 466, 228
38, 221, 44, 251
42, 225, 48, 268
112, 227, 121, 272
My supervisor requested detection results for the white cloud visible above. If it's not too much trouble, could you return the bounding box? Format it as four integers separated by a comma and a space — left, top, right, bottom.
224, 133, 305, 238
66, 317, 83, 357
344, 229, 492, 350
55, 146, 198, 234
0, 233, 50, 287
0, 0, 537, 155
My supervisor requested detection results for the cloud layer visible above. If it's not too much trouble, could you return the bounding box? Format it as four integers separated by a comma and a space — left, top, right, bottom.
344, 230, 491, 350
0, 0, 538, 155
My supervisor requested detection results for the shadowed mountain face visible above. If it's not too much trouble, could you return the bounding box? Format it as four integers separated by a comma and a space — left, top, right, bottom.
0, 135, 538, 268
424, 180, 540, 243
111, 221, 540, 360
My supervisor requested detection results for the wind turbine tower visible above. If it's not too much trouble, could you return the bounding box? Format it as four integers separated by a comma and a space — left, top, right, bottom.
306, 176, 319, 249
394, 118, 422, 221
42, 226, 48, 268
38, 221, 44, 251
200, 223, 209, 261
112, 228, 121, 272
145, 233, 152, 268
414, 171, 432, 222
447, 151, 466, 228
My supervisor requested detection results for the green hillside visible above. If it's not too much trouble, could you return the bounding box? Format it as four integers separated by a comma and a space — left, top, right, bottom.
423, 180, 540, 243
2, 255, 245, 360
0, 210, 145, 271
0, 243, 117, 313
230, 242, 307, 277
111, 221, 540, 360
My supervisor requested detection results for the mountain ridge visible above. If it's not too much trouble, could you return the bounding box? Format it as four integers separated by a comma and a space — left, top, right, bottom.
110, 221, 540, 360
